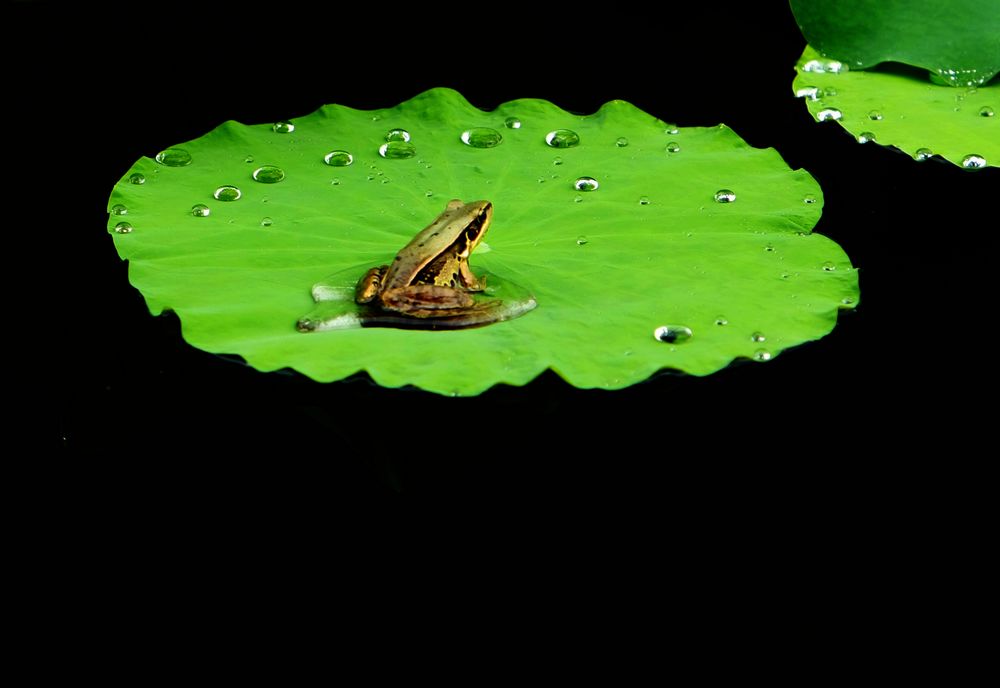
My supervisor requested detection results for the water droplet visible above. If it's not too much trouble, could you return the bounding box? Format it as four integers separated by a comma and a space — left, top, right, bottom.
714, 189, 736, 203
460, 127, 503, 148
841, 297, 854, 306
715, 317, 728, 326
244, 155, 254, 163
803, 194, 817, 204
251, 165, 285, 184
764, 244, 775, 252
331, 178, 341, 186
111, 204, 128, 216
545, 129, 580, 148
425, 190, 433, 197
572, 195, 583, 203
154, 147, 192, 167
817, 108, 842, 121
381, 178, 390, 184
385, 129, 411, 143
914, 148, 934, 161
112, 221, 133, 234
576, 236, 588, 245
654, 325, 693, 343
537, 177, 545, 183
379, 141, 417, 159
868, 110, 883, 121
504, 117, 521, 129
573, 176, 599, 192
638, 196, 650, 205
857, 131, 876, 144
822, 262, 836, 271
272, 120, 294, 133
825, 60, 847, 74
751, 331, 766, 343
666, 141, 681, 153
795, 86, 820, 100
367, 174, 375, 181
323, 150, 354, 167
260, 217, 273, 227
822, 87, 838, 97
979, 106, 995, 117
803, 59, 825, 73
663, 123, 679, 135
616, 136, 629, 147
962, 154, 987, 169
128, 173, 146, 185
191, 203, 210, 217
213, 185, 242, 201
753, 349, 772, 362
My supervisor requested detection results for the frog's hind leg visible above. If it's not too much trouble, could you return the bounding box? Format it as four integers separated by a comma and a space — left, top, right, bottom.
381, 284, 475, 316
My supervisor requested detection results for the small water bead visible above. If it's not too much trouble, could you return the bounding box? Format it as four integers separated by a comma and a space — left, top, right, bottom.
504, 117, 521, 129
857, 131, 876, 144
573, 176, 599, 192
795, 86, 820, 100
385, 129, 411, 143
666, 142, 681, 153
331, 179, 341, 186
841, 297, 854, 306
714, 317, 728, 326
111, 204, 128, 216
962, 154, 987, 169
822, 87, 838, 97
979, 106, 995, 117
616, 137, 629, 147
260, 217, 273, 227
381, 178, 391, 184
191, 203, 211, 217
803, 194, 817, 204
573, 195, 583, 203
244, 155, 255, 163
129, 173, 146, 185
868, 110, 883, 121
654, 325, 693, 344
822, 262, 836, 271
663, 123, 679, 135
764, 244, 775, 252
154, 147, 193, 168
914, 148, 934, 161
817, 108, 843, 121
252, 165, 285, 183
638, 196, 650, 205
323, 150, 354, 167
114, 221, 133, 234
425, 190, 433, 197
213, 185, 242, 201
576, 236, 588, 245
461, 127, 503, 148
272, 121, 295, 133
751, 332, 766, 343
553, 157, 563, 166
714, 189, 736, 203
545, 129, 580, 148
753, 349, 772, 362
379, 141, 417, 159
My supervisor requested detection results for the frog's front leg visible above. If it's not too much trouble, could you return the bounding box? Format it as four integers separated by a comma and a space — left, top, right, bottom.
381, 284, 475, 317
355, 265, 388, 304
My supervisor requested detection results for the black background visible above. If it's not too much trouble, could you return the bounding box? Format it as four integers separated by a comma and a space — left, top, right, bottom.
30, 2, 995, 506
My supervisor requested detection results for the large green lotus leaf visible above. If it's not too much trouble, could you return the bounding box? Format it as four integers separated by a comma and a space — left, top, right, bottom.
793, 45, 998, 168
107, 88, 857, 396
790, 0, 1000, 86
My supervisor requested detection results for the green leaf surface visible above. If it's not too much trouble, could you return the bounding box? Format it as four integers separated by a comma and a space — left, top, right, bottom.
790, 0, 1000, 86
107, 88, 857, 396
794, 45, 999, 168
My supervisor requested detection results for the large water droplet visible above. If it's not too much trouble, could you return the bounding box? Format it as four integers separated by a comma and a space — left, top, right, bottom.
616, 136, 629, 147
857, 131, 876, 144
461, 127, 503, 148
795, 86, 820, 100
252, 165, 285, 183
191, 203, 210, 217
817, 108, 843, 121
379, 141, 417, 159
979, 106, 995, 117
114, 221, 133, 234
323, 150, 354, 167
260, 217, 273, 227
654, 325, 693, 343
155, 147, 193, 167
213, 185, 242, 201
753, 349, 772, 362
868, 110, 883, 121
962, 154, 987, 169
272, 120, 294, 133
914, 148, 934, 161
666, 141, 681, 153
385, 129, 411, 142
111, 204, 128, 215
545, 129, 580, 148
573, 176, 599, 192
129, 173, 145, 185
504, 117, 521, 129
714, 189, 736, 203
